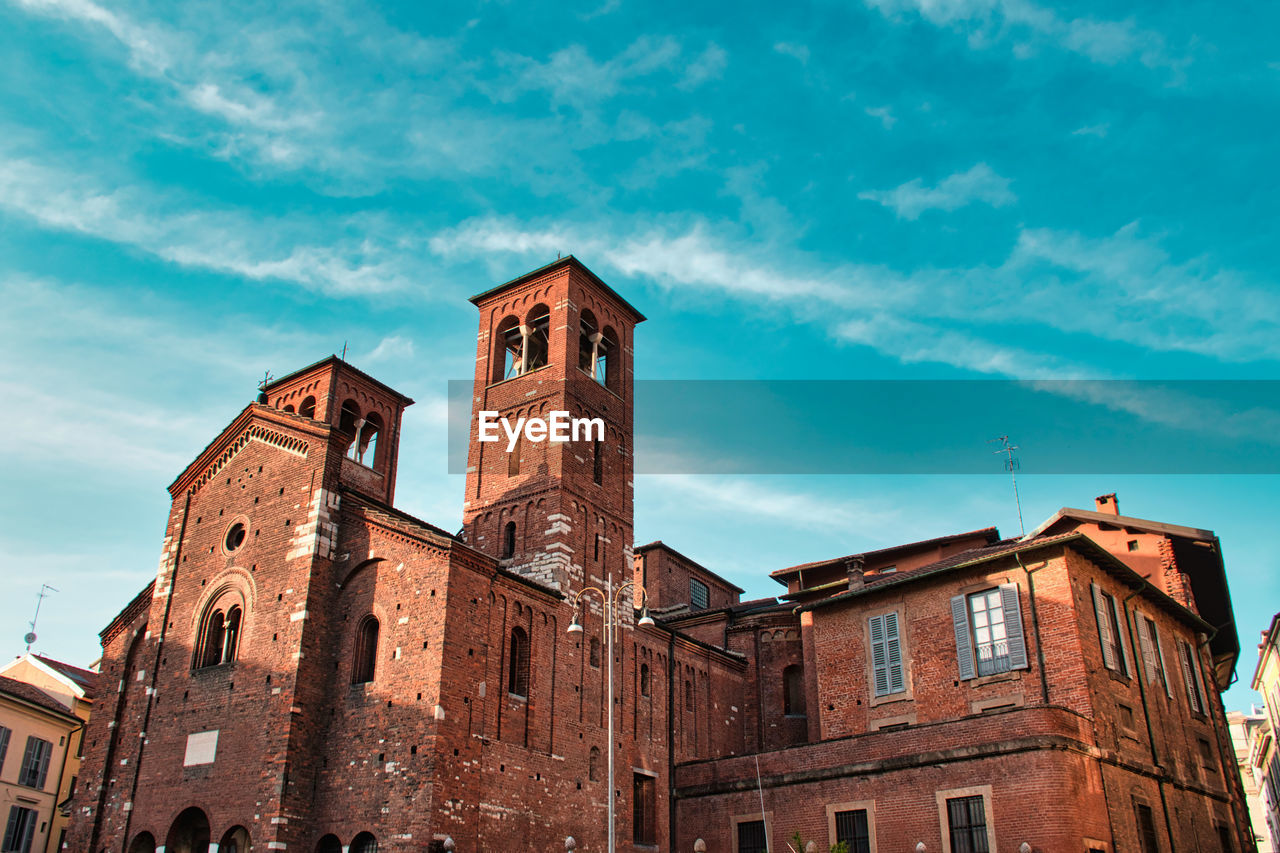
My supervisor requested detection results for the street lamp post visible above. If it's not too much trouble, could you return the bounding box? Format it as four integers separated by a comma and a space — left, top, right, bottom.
567, 576, 654, 853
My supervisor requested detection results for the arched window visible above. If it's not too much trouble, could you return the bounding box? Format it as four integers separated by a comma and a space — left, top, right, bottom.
589, 637, 601, 668
495, 315, 523, 382
339, 397, 360, 433
783, 664, 806, 717
350, 832, 378, 853
316, 836, 343, 853
598, 326, 618, 390
299, 396, 316, 419
684, 679, 693, 711
640, 663, 651, 697
524, 305, 550, 372
283, 404, 295, 413
502, 521, 516, 559
508, 627, 530, 697
219, 826, 251, 853
127, 832, 156, 853
588, 745, 601, 782
195, 599, 242, 669
351, 411, 382, 468
352, 616, 379, 684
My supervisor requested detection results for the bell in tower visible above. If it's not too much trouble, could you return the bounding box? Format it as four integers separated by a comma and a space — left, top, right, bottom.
462, 256, 645, 595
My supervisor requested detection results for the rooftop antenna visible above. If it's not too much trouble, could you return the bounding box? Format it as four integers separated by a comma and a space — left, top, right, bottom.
24, 583, 58, 653
990, 435, 1025, 536
341, 341, 348, 360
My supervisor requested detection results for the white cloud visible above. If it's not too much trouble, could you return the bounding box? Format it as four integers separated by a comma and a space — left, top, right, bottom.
0, 155, 416, 294
679, 43, 728, 90
865, 106, 897, 129
1072, 123, 1110, 138
863, 0, 1179, 71
364, 335, 416, 364
773, 42, 811, 64
857, 163, 1016, 219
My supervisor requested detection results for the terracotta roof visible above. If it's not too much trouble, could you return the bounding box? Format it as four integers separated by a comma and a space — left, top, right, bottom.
33, 656, 100, 699
796, 532, 1213, 633
0, 675, 79, 720
1024, 507, 1215, 543
769, 527, 1001, 581
468, 255, 646, 323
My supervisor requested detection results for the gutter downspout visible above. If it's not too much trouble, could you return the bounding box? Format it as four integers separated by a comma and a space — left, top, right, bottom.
46, 717, 86, 853
667, 629, 677, 853
1198, 626, 1256, 852
1014, 554, 1050, 706
1122, 583, 1176, 852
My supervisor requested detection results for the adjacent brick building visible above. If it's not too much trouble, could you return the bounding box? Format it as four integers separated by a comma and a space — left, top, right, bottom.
67, 257, 1251, 852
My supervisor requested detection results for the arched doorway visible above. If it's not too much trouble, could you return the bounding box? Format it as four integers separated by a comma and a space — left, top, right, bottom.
315, 835, 343, 853
350, 831, 378, 853
219, 825, 251, 853
164, 807, 210, 853
127, 831, 156, 853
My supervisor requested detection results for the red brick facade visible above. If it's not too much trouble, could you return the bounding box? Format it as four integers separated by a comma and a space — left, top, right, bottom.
68, 257, 1251, 853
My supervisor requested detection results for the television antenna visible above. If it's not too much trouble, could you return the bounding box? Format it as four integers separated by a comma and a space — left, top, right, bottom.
990, 435, 1025, 536
24, 583, 58, 652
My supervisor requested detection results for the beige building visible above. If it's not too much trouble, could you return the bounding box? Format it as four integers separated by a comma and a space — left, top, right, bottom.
1228, 710, 1274, 852
0, 656, 97, 853
1252, 614, 1280, 848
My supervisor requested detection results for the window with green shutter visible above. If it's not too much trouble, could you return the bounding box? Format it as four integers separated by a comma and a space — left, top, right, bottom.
17, 737, 51, 790
869, 612, 905, 697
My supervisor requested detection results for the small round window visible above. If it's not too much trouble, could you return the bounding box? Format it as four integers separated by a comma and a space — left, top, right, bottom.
224, 522, 247, 553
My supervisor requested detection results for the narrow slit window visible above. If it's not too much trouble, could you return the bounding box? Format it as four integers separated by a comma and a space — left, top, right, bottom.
508, 627, 530, 697
352, 616, 379, 684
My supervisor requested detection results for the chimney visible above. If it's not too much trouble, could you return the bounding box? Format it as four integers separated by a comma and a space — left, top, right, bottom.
1095, 493, 1120, 516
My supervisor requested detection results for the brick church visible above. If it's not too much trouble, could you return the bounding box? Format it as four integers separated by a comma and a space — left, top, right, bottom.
68, 257, 1253, 852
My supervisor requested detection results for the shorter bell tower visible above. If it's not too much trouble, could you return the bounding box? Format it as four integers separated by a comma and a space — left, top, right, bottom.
462, 257, 645, 595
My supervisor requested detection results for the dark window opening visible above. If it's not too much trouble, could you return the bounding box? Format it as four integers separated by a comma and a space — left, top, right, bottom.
196, 603, 241, 668
588, 746, 600, 782
225, 522, 247, 553
1135, 802, 1160, 853
1128, 539, 1140, 551
593, 439, 603, 485
640, 663, 651, 697
352, 616, 379, 684
1217, 824, 1235, 853
782, 664, 805, 717
3, 806, 38, 853
684, 679, 693, 712
589, 637, 601, 668
339, 398, 360, 435
508, 627, 530, 697
946, 795, 989, 853
349, 832, 378, 853
298, 396, 316, 419
507, 436, 521, 477
690, 578, 710, 610
736, 820, 767, 853
524, 306, 550, 372
502, 521, 516, 559
834, 809, 870, 853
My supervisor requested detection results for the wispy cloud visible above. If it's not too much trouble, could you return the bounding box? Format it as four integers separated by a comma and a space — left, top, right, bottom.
858, 163, 1016, 219
864, 105, 897, 129
679, 43, 728, 90
0, 155, 417, 294
862, 0, 1180, 72
1072, 123, 1110, 138
365, 335, 416, 364
773, 42, 811, 64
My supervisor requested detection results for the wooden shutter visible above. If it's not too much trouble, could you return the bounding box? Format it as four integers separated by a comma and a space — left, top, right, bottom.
885, 611, 904, 694
1113, 596, 1132, 676
3, 807, 20, 852
1134, 609, 1156, 684
1153, 624, 1173, 698
870, 615, 889, 696
951, 595, 975, 680
1178, 641, 1203, 714
1092, 583, 1116, 671
999, 583, 1028, 670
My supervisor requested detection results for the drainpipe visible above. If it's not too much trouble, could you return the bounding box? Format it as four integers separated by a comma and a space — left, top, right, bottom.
1122, 583, 1176, 852
1013, 555, 1050, 706
667, 630, 677, 853
1198, 627, 1256, 853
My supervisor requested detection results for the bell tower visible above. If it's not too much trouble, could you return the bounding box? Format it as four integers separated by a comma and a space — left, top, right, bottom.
462, 257, 644, 595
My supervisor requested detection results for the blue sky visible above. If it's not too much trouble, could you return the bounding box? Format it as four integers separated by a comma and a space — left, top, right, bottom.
2, 0, 1278, 711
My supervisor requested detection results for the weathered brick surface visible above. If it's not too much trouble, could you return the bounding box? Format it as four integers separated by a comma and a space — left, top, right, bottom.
67, 260, 1252, 853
